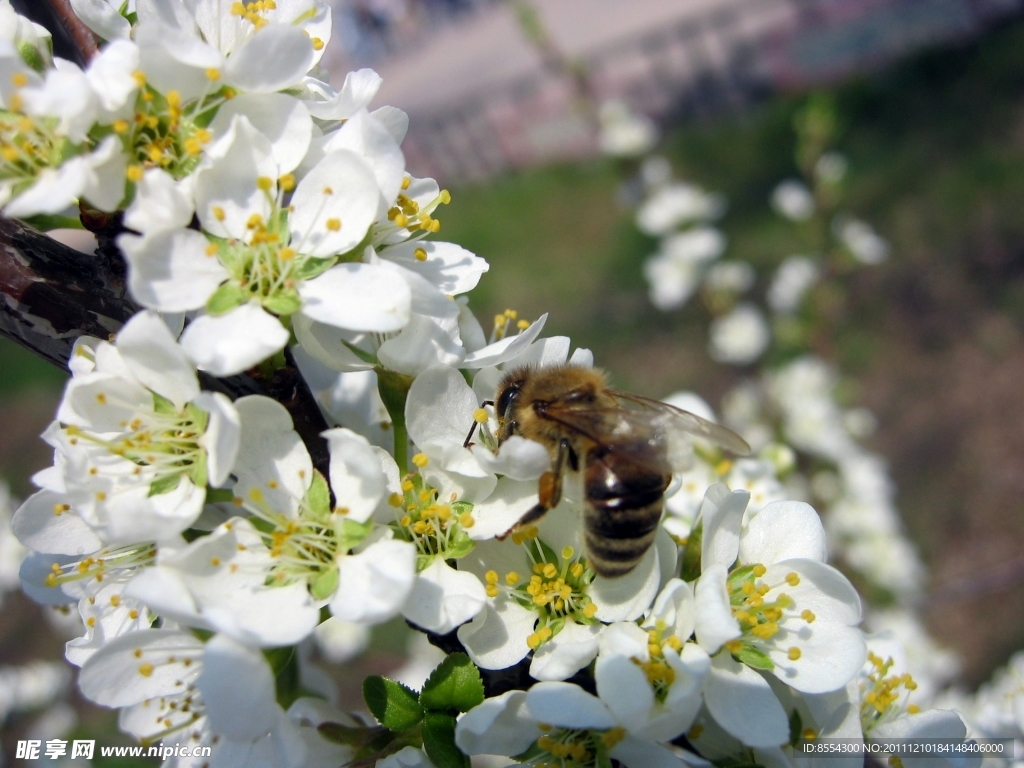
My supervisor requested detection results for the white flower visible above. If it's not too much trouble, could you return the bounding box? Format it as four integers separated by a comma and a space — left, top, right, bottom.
768, 256, 820, 314
643, 227, 727, 311
815, 151, 848, 184
120, 117, 394, 375
598, 100, 658, 158
690, 484, 866, 745
772, 179, 815, 221
456, 682, 691, 768
636, 183, 725, 236
708, 304, 770, 365
835, 218, 889, 265
458, 506, 671, 681
704, 261, 755, 295
39, 311, 240, 544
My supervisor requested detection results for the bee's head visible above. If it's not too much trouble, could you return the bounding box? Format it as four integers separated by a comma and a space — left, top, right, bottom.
494, 367, 530, 443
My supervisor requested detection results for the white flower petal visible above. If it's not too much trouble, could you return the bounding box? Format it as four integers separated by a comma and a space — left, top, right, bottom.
382, 241, 488, 296
233, 395, 312, 515
377, 313, 465, 376
289, 151, 381, 257
210, 93, 312, 174
525, 681, 615, 729
70, 0, 132, 39
701, 483, 748, 571
611, 736, 689, 768
470, 437, 549, 483
768, 619, 866, 693
180, 304, 289, 376
590, 543, 661, 623
596, 652, 655, 732
694, 564, 741, 654
223, 24, 313, 93
116, 310, 199, 408
194, 391, 241, 487
767, 559, 862, 626
197, 634, 280, 739
402, 559, 486, 634
648, 578, 696, 642
330, 537, 417, 624
4, 159, 87, 218
86, 39, 139, 112
704, 653, 789, 748
12, 490, 102, 555
740, 500, 828, 565
457, 594, 535, 670
455, 690, 535, 757
321, 109, 405, 206
322, 427, 386, 523
120, 229, 228, 312
461, 315, 548, 368
529, 620, 601, 682
298, 263, 411, 332
467, 477, 539, 541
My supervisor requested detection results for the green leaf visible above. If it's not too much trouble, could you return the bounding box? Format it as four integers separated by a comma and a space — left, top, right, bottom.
305, 470, 331, 518
149, 473, 181, 497
263, 290, 302, 317
206, 283, 249, 316
265, 646, 301, 709
422, 711, 469, 768
680, 519, 703, 582
363, 676, 424, 731
293, 256, 337, 281
419, 653, 484, 714
310, 567, 338, 600
734, 645, 774, 671
20, 214, 84, 232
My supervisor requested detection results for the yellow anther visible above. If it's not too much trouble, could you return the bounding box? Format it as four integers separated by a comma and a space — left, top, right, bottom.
752, 564, 767, 577
803, 728, 817, 740
95, 492, 107, 501
493, 314, 506, 327
246, 213, 263, 229
393, 213, 408, 228
786, 572, 801, 586
688, 724, 704, 740
561, 546, 574, 560
249, 488, 264, 502
401, 480, 414, 493
788, 647, 802, 661
414, 247, 428, 261
210, 557, 221, 567
112, 119, 130, 134
751, 621, 779, 640
439, 190, 452, 204
485, 570, 499, 584
412, 453, 429, 468
570, 562, 584, 578
907, 704, 921, 714
86, 616, 97, 627
310, 37, 324, 50
517, 320, 529, 329
582, 602, 598, 618
502, 572, 520, 586
212, 206, 226, 221
325, 217, 341, 231
127, 165, 144, 182
542, 563, 557, 579
601, 727, 626, 748
401, 176, 411, 190
166, 90, 181, 108
206, 68, 221, 81
801, 609, 816, 623
278, 173, 295, 192
400, 515, 411, 526
756, 583, 770, 596
256, 176, 273, 192
724, 639, 744, 653
10, 72, 28, 88
741, 581, 754, 595
278, 247, 296, 261
138, 663, 154, 677
666, 635, 683, 651
110, 595, 121, 607
486, 585, 499, 598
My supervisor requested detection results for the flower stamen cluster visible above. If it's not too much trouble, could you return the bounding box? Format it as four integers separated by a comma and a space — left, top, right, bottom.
724, 563, 807, 661
635, 620, 683, 701
387, 459, 475, 563
530, 723, 626, 768
860, 651, 920, 727
44, 542, 156, 590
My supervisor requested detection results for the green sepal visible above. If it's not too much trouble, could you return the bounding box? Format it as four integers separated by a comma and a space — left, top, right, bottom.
444, 532, 475, 561
148, 473, 181, 497
152, 392, 177, 415
680, 519, 703, 582
337, 518, 374, 553
206, 488, 235, 504
293, 256, 337, 281
545, 616, 566, 639
335, 227, 374, 263
734, 645, 774, 671
187, 448, 208, 489
343, 340, 378, 364
363, 676, 424, 732
186, 402, 210, 434
310, 567, 338, 600
422, 711, 469, 768
17, 41, 46, 73
263, 290, 302, 317
206, 283, 249, 316
451, 501, 473, 517
416, 553, 437, 573
525, 536, 559, 569
305, 470, 331, 519
595, 741, 614, 768
264, 646, 301, 709
419, 653, 484, 714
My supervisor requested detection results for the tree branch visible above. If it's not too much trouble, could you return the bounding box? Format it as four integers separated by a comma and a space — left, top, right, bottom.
41, 0, 99, 63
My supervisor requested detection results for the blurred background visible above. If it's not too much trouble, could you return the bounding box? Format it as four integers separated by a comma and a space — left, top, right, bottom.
5, 0, 1024, 762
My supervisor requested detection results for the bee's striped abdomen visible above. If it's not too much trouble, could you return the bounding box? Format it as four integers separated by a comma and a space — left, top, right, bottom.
583, 449, 670, 578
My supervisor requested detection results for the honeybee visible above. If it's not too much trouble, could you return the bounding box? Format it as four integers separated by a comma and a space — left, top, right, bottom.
466, 365, 750, 578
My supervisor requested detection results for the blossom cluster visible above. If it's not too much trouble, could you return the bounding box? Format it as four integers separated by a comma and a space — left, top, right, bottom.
0, 2, 984, 768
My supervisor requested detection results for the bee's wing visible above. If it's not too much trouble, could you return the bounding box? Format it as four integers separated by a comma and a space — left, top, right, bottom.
605, 389, 752, 456
540, 396, 749, 475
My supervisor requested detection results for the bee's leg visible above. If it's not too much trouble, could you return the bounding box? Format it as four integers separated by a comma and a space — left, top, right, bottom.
462, 400, 495, 448
498, 439, 569, 539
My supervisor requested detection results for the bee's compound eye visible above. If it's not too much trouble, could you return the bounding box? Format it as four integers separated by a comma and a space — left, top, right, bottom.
496, 383, 521, 421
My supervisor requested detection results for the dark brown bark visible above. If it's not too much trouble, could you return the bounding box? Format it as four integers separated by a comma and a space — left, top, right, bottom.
41, 0, 99, 63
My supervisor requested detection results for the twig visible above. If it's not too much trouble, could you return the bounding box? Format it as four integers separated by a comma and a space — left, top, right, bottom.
41, 0, 99, 63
